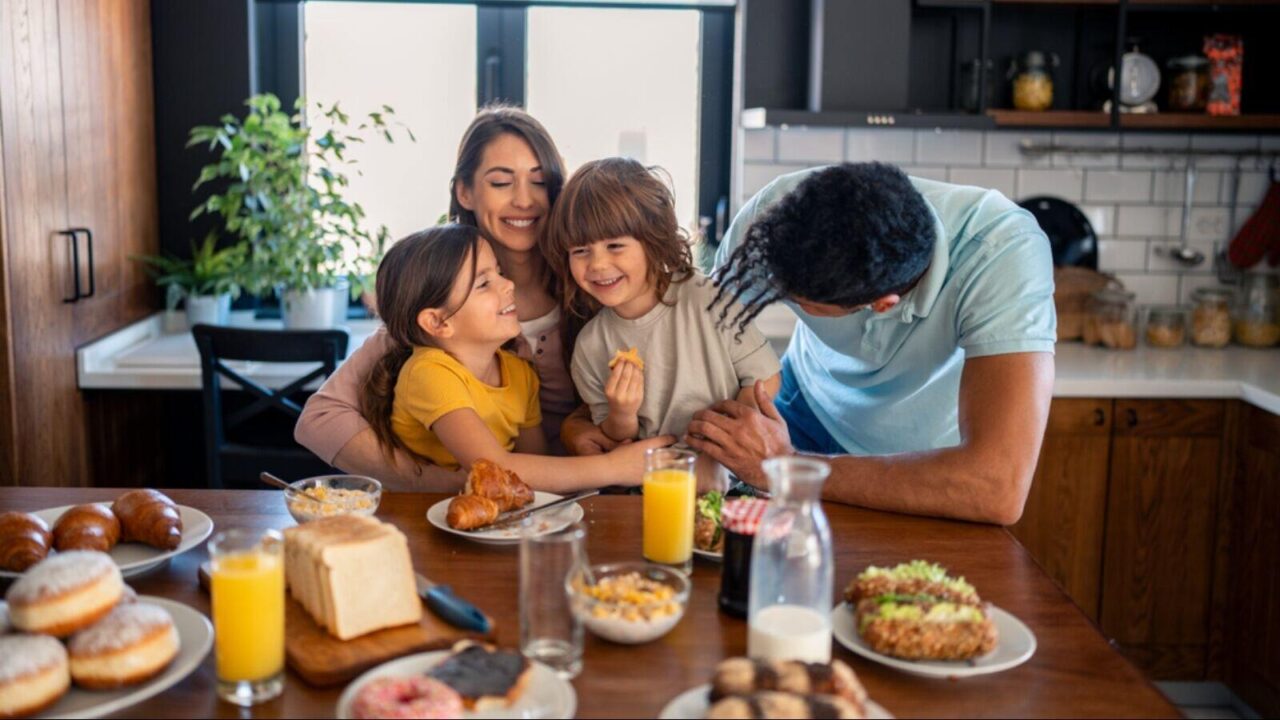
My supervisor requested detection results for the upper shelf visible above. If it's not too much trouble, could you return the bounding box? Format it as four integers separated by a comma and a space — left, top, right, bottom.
988, 110, 1111, 128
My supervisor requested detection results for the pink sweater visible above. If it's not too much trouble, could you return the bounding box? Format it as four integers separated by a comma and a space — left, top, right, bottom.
295, 324, 577, 463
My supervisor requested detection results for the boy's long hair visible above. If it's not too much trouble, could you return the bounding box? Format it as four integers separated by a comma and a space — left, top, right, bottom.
361, 224, 481, 459
541, 157, 695, 322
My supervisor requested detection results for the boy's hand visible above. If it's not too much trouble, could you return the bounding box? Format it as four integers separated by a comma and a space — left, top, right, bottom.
604, 357, 644, 419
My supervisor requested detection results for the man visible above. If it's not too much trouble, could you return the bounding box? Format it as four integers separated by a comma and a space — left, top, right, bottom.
685, 163, 1055, 525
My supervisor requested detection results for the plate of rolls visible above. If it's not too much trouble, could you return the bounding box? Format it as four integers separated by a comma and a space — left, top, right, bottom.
658, 657, 892, 719
0, 489, 214, 579
0, 550, 213, 719
426, 460, 584, 545
830, 560, 1036, 679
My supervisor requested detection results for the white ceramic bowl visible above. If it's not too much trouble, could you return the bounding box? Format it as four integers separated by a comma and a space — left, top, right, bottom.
567, 562, 689, 644
284, 474, 381, 524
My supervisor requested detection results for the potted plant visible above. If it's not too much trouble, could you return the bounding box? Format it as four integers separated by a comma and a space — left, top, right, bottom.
187, 93, 410, 328
134, 235, 246, 327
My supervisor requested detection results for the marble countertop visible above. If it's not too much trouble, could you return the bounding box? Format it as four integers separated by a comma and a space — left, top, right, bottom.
78, 310, 1280, 415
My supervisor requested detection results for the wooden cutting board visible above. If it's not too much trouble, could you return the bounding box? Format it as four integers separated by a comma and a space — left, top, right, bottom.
284, 596, 494, 687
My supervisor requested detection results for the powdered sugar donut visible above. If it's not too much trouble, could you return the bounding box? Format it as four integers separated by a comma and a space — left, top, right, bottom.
0, 634, 70, 718
68, 603, 179, 689
5, 551, 123, 637
351, 676, 465, 720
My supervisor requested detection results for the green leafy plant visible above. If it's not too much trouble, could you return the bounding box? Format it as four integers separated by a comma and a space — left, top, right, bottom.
187, 93, 412, 296
133, 235, 246, 310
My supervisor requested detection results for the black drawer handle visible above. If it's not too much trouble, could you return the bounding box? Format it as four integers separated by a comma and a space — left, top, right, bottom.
1126, 408, 1138, 428
58, 229, 80, 303
70, 227, 95, 299
1093, 408, 1105, 426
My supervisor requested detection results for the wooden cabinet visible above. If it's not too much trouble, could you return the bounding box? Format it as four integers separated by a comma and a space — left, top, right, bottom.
1225, 405, 1280, 717
1101, 399, 1225, 680
0, 0, 158, 487
1011, 398, 1111, 622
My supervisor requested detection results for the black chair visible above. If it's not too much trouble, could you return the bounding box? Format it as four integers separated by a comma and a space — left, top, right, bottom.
192, 324, 350, 489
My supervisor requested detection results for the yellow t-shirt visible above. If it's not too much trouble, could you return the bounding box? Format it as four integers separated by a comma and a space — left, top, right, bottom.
390, 347, 542, 470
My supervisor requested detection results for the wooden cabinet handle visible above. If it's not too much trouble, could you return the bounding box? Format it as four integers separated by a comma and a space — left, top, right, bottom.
1093, 409, 1106, 426
1125, 408, 1138, 428
70, 227, 95, 299
58, 229, 81, 303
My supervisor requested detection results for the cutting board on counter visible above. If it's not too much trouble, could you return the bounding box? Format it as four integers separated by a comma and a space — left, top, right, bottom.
284, 596, 493, 686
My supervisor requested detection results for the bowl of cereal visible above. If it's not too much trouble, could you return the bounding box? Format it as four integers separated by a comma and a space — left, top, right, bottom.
284, 474, 381, 524
566, 562, 689, 644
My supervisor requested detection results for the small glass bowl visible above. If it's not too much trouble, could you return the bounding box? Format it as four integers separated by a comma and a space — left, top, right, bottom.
566, 562, 689, 644
284, 474, 382, 524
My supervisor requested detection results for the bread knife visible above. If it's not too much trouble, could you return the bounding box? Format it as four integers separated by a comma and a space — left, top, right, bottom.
477, 489, 599, 533
415, 573, 491, 634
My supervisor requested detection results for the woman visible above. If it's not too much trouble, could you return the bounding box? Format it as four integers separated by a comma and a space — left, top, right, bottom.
294, 106, 668, 489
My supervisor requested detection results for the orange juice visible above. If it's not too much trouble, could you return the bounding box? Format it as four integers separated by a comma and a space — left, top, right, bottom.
643, 468, 696, 565
211, 550, 284, 682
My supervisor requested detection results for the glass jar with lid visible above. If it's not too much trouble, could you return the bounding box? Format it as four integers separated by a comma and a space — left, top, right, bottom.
1167, 56, 1210, 112
1145, 306, 1187, 349
1089, 288, 1137, 350
1234, 272, 1280, 348
1190, 287, 1233, 348
1010, 51, 1057, 112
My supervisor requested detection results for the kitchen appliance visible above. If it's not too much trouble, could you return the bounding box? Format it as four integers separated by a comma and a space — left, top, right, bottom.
1104, 44, 1160, 114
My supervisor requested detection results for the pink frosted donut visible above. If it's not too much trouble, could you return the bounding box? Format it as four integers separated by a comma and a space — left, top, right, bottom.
351, 676, 465, 719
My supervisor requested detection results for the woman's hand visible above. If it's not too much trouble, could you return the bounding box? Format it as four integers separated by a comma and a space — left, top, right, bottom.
605, 434, 677, 485
685, 380, 793, 488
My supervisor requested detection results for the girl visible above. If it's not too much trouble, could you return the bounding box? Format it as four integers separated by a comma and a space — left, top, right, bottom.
543, 158, 782, 451
296, 106, 621, 489
362, 223, 668, 490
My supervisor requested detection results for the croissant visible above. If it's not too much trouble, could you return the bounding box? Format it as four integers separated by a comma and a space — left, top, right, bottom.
446, 494, 500, 531
0, 511, 53, 572
464, 459, 534, 512
53, 504, 121, 553
112, 489, 183, 550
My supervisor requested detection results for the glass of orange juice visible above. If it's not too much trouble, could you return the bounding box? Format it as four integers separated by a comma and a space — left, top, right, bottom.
209, 528, 284, 706
643, 447, 697, 574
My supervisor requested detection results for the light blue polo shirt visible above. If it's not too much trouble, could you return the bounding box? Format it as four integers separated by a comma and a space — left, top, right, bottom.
714, 168, 1056, 456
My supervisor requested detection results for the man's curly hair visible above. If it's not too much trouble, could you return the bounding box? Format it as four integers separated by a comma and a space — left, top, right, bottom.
712, 162, 935, 335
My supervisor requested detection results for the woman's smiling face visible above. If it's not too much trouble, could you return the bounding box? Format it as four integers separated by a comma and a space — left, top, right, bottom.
455, 133, 549, 255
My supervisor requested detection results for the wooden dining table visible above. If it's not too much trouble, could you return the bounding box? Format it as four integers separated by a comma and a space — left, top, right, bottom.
0, 488, 1179, 719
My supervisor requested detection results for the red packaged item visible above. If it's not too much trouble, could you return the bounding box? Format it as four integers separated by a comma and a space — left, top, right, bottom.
1204, 34, 1242, 116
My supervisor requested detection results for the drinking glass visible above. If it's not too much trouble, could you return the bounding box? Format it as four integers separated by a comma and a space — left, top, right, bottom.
209, 528, 285, 706
642, 447, 697, 575
519, 515, 585, 679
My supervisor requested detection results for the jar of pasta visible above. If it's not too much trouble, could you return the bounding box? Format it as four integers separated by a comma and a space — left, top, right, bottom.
1190, 288, 1233, 348
1011, 51, 1056, 112
1234, 273, 1280, 348
1145, 306, 1187, 349
1090, 288, 1137, 350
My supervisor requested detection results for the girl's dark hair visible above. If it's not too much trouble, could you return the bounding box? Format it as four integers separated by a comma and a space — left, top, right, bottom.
712, 162, 935, 336
541, 157, 694, 319
362, 224, 481, 459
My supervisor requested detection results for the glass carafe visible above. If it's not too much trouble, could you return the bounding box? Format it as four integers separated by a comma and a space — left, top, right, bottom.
746, 457, 833, 663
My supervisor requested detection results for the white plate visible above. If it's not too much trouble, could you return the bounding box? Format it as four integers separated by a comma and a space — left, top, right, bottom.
0, 504, 214, 579
426, 492, 584, 545
692, 548, 722, 562
35, 596, 214, 719
831, 602, 1036, 679
336, 649, 576, 720
659, 683, 893, 719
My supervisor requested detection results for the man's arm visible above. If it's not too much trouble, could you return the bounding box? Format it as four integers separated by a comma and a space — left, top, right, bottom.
686, 352, 1054, 525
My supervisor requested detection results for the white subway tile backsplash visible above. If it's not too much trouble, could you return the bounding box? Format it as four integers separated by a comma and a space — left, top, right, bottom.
777, 128, 844, 163
1114, 273, 1180, 305
1187, 207, 1230, 241
1234, 171, 1272, 207
1117, 205, 1176, 237
1232, 205, 1257, 235
1147, 239, 1217, 273
901, 166, 950, 183
1016, 168, 1084, 202
742, 129, 776, 162
1051, 132, 1119, 169
1260, 136, 1280, 151
1098, 239, 1148, 272
846, 129, 914, 164
1120, 132, 1191, 170
1079, 205, 1115, 236
1084, 170, 1152, 204
984, 131, 1051, 167
948, 168, 1016, 198
742, 163, 807, 200
1190, 134, 1261, 170
915, 129, 983, 166
1152, 170, 1222, 206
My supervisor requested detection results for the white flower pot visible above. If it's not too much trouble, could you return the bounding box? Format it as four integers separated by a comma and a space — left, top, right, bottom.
185, 293, 231, 327
282, 287, 342, 329
330, 276, 351, 326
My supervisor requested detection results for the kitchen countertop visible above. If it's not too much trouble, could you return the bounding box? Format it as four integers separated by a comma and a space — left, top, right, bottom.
79, 310, 1280, 415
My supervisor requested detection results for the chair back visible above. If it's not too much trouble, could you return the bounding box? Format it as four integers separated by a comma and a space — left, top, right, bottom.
191, 324, 350, 488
